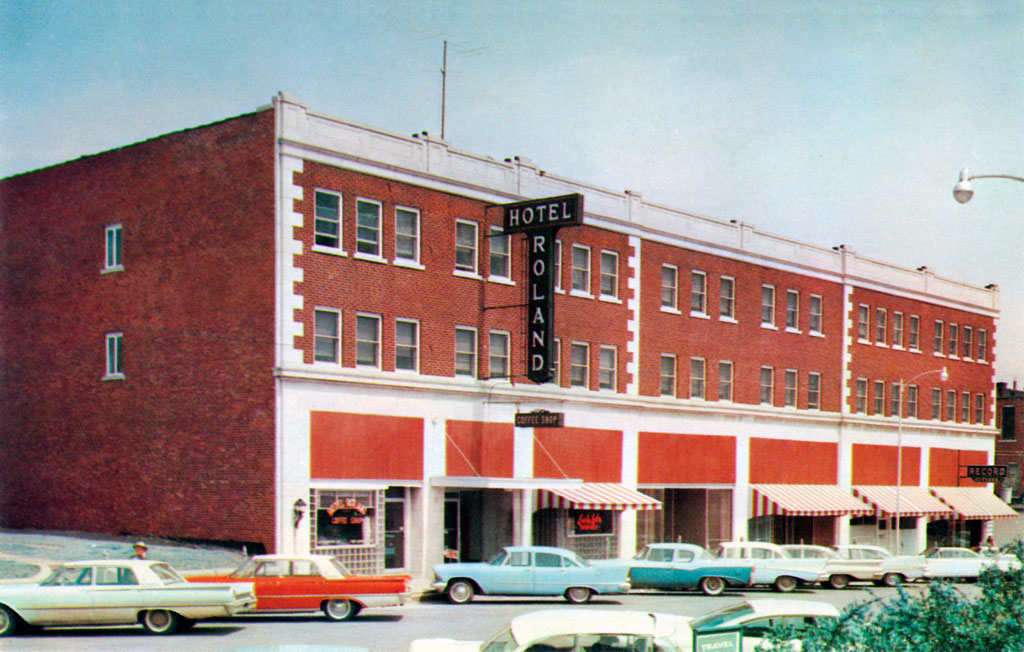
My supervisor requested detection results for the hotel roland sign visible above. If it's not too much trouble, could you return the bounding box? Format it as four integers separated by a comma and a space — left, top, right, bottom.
501, 193, 584, 384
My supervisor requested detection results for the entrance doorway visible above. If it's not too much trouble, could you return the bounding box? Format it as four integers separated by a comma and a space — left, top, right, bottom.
383, 486, 405, 570
637, 488, 732, 549
443, 489, 514, 562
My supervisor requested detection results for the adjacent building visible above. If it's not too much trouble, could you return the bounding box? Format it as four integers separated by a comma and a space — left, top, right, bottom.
996, 381, 1024, 503
1, 92, 1014, 581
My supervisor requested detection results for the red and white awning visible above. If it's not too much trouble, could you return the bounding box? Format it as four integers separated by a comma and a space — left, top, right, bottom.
751, 484, 874, 517
538, 483, 662, 511
929, 486, 1018, 520
853, 486, 953, 518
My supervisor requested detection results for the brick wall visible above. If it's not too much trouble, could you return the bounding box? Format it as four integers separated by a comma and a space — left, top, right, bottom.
0, 111, 278, 549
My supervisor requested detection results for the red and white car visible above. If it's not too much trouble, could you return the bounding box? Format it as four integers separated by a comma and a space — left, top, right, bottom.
189, 554, 410, 621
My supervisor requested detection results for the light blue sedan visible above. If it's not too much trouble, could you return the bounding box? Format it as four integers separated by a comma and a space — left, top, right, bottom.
430, 546, 630, 604
625, 543, 753, 596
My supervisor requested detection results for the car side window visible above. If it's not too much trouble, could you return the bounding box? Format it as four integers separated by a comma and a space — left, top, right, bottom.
256, 560, 287, 577
675, 550, 694, 563
535, 552, 561, 568
510, 551, 531, 567
649, 548, 673, 562
96, 566, 134, 585
290, 560, 318, 576
74, 567, 93, 585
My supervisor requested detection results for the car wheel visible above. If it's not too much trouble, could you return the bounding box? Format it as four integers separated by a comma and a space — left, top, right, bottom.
323, 599, 361, 621
699, 576, 726, 596
564, 587, 592, 604
827, 574, 850, 590
447, 580, 474, 604
773, 576, 798, 593
141, 609, 180, 635
882, 572, 903, 587
0, 605, 19, 637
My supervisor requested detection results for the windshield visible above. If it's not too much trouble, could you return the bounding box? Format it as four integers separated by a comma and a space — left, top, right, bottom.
689, 603, 756, 630
330, 557, 351, 575
479, 626, 516, 652
487, 550, 508, 566
230, 559, 258, 578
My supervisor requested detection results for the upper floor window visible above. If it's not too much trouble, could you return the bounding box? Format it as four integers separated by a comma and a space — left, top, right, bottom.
600, 251, 619, 299
962, 326, 973, 360
946, 389, 956, 421
571, 245, 591, 294
599, 346, 617, 390
690, 358, 706, 399
809, 294, 822, 335
978, 329, 988, 362
661, 265, 678, 310
314, 309, 340, 363
455, 220, 479, 274
909, 315, 921, 350
961, 392, 970, 422
932, 388, 942, 420
1002, 406, 1016, 440
105, 332, 123, 379
455, 327, 477, 377
855, 378, 868, 413
974, 394, 985, 424
907, 385, 919, 418
660, 354, 676, 397
892, 312, 904, 348
875, 308, 887, 344
489, 331, 510, 379
784, 370, 798, 407
948, 324, 959, 357
570, 343, 589, 387
489, 227, 511, 280
761, 367, 775, 405
873, 381, 885, 415
934, 320, 944, 354
104, 224, 123, 271
891, 382, 901, 417
719, 361, 734, 401
355, 314, 380, 368
785, 290, 799, 331
807, 372, 821, 410
554, 240, 563, 292
857, 305, 870, 341
395, 319, 419, 371
761, 286, 776, 327
720, 277, 736, 320
355, 199, 381, 257
314, 190, 341, 249
552, 338, 561, 382
691, 271, 707, 315
395, 207, 420, 265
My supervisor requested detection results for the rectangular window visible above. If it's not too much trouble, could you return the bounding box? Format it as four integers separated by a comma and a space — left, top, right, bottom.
907, 385, 919, 418
355, 198, 381, 256
314, 309, 340, 363
552, 338, 561, 382
600, 251, 619, 298
1002, 406, 1016, 440
599, 346, 617, 390
892, 312, 904, 348
909, 315, 920, 350
855, 378, 868, 413
934, 320, 944, 354
355, 314, 381, 367
962, 326, 973, 360
489, 227, 511, 279
719, 361, 734, 401
570, 343, 589, 387
932, 388, 942, 420
875, 308, 887, 344
809, 294, 822, 334
761, 286, 776, 326
489, 331, 510, 379
975, 394, 985, 424
455, 220, 478, 273
961, 392, 970, 422
691, 358, 706, 399
554, 240, 563, 292
691, 271, 707, 314
104, 224, 123, 270
455, 327, 477, 377
873, 381, 885, 415
660, 354, 676, 397
395, 319, 418, 371
785, 370, 798, 407
761, 367, 775, 405
858, 305, 870, 341
948, 324, 959, 357
786, 290, 799, 330
946, 389, 956, 421
720, 277, 736, 320
808, 372, 821, 410
571, 245, 591, 293
395, 207, 420, 263
891, 382, 901, 417
661, 265, 678, 310
105, 332, 123, 378
978, 329, 987, 362
314, 190, 341, 249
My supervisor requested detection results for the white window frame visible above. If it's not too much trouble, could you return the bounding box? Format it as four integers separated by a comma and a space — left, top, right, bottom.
873, 380, 885, 415
691, 270, 708, 317
948, 323, 959, 359
570, 342, 589, 388
891, 382, 901, 417
355, 313, 381, 368
394, 206, 421, 268
354, 198, 383, 260
661, 264, 679, 312
875, 308, 887, 345
719, 361, 734, 401
395, 318, 419, 372
961, 392, 970, 423
932, 388, 942, 420
784, 369, 798, 407
946, 389, 956, 421
907, 385, 919, 419
761, 367, 776, 406
934, 320, 944, 355
975, 393, 985, 424
454, 220, 479, 277
808, 372, 821, 410
455, 327, 478, 377
720, 277, 736, 322
104, 224, 123, 272
488, 227, 512, 282
660, 354, 677, 397
552, 337, 561, 383
809, 294, 823, 335
554, 240, 564, 293
690, 358, 706, 400
962, 326, 973, 361
855, 378, 868, 413
892, 311, 904, 349
314, 308, 341, 363
598, 346, 617, 390
570, 244, 591, 297
104, 332, 124, 380
858, 305, 870, 342
600, 251, 619, 300
785, 290, 799, 332
978, 329, 987, 362
761, 285, 776, 328
313, 189, 344, 253
489, 330, 510, 379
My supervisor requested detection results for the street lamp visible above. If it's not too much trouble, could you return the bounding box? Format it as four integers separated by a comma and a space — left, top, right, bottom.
895, 366, 948, 555
952, 169, 1024, 204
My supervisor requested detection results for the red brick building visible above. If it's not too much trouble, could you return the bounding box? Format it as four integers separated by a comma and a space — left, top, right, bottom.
1, 93, 1013, 580
996, 382, 1024, 503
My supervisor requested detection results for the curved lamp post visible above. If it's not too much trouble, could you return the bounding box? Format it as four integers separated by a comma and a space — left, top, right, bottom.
953, 169, 1024, 203
895, 366, 948, 555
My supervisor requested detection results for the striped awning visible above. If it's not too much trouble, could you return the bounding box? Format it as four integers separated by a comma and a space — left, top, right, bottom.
751, 484, 874, 517
853, 486, 953, 518
538, 483, 662, 511
929, 486, 1018, 520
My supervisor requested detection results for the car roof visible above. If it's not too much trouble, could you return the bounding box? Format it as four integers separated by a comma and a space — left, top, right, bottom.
509, 609, 682, 642
61, 559, 161, 568
645, 542, 703, 550
718, 541, 783, 549
503, 545, 576, 555
744, 599, 840, 619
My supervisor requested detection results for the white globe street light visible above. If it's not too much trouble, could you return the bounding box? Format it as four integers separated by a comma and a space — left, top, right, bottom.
953, 169, 1024, 204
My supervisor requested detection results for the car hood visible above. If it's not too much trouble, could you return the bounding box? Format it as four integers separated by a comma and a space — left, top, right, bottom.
407, 638, 482, 652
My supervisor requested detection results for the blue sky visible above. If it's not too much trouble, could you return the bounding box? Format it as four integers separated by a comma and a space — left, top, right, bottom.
2, 0, 1022, 382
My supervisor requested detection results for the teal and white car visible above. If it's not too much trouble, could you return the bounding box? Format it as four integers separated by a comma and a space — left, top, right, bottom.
621, 543, 753, 596
430, 545, 630, 604
0, 559, 255, 636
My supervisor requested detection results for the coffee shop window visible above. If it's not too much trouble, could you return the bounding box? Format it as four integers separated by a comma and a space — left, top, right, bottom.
310, 489, 383, 573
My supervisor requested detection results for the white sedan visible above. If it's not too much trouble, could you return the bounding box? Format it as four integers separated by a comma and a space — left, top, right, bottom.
684, 599, 840, 652
0, 559, 255, 636
920, 547, 1017, 581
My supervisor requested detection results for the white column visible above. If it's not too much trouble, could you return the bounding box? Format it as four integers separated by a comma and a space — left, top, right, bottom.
513, 489, 534, 546
733, 434, 751, 540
